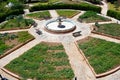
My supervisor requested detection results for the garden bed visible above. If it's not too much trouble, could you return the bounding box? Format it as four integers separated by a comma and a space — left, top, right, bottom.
0, 17, 34, 30
56, 10, 80, 18
78, 11, 111, 23
5, 42, 74, 80
26, 11, 51, 20
94, 23, 120, 37
78, 37, 120, 74
0, 31, 34, 57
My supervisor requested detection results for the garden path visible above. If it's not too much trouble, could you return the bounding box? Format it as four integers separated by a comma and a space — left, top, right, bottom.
61, 35, 96, 80
0, 29, 28, 33
49, 10, 59, 18
101, 0, 108, 15
90, 33, 120, 43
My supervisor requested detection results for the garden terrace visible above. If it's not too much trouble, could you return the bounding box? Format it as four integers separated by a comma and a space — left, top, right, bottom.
95, 23, 120, 37
79, 11, 111, 23
26, 11, 51, 20
5, 42, 74, 80
0, 31, 34, 56
56, 10, 80, 18
78, 37, 120, 74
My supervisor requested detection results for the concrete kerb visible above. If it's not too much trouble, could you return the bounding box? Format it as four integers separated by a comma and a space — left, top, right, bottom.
1, 68, 21, 80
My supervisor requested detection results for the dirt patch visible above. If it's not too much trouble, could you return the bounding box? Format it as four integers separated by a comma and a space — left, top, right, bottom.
55, 65, 70, 71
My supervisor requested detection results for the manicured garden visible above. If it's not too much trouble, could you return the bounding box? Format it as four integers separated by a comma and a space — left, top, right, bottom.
79, 11, 110, 23
0, 16, 34, 30
0, 31, 34, 55
56, 10, 80, 18
5, 42, 74, 80
95, 23, 120, 37
78, 37, 120, 74
26, 11, 51, 20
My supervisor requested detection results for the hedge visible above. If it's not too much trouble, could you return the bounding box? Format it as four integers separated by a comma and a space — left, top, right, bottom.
0, 9, 24, 23
107, 10, 120, 20
29, 3, 101, 13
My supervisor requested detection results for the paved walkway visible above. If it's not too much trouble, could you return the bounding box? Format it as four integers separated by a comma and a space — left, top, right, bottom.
61, 36, 96, 80
90, 33, 120, 43
0, 29, 29, 33
101, 0, 108, 15
49, 10, 59, 18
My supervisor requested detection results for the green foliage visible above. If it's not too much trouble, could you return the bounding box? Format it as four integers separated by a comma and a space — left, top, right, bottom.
79, 11, 110, 23
18, 31, 33, 43
26, 11, 51, 19
56, 10, 80, 18
107, 10, 120, 20
0, 17, 34, 30
29, 3, 101, 13
0, 31, 33, 55
5, 43, 74, 79
97, 23, 120, 37
78, 37, 120, 74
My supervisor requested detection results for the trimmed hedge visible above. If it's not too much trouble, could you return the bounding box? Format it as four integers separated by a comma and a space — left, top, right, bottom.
0, 9, 24, 23
29, 3, 101, 13
107, 10, 120, 20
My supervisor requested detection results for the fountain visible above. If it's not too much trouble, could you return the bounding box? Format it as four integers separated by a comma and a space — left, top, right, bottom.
45, 17, 76, 33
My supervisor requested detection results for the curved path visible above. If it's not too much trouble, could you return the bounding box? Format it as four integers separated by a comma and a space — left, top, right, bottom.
0, 9, 120, 80
101, 0, 108, 15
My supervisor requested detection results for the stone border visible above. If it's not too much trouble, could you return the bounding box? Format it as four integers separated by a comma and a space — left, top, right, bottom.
0, 38, 35, 59
1, 68, 21, 80
75, 38, 120, 78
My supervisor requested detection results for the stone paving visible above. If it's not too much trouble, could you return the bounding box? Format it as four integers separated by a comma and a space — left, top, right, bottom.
0, 9, 120, 80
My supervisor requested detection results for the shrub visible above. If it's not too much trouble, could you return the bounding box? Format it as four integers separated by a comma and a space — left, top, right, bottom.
0, 9, 24, 23
29, 3, 101, 13
107, 10, 120, 20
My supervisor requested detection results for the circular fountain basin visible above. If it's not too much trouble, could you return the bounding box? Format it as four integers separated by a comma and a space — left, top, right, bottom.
45, 19, 76, 33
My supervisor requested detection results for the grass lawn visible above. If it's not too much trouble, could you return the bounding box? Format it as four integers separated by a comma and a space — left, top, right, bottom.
96, 23, 120, 37
26, 11, 51, 19
78, 37, 120, 74
5, 42, 74, 80
79, 11, 110, 23
108, 2, 120, 12
0, 31, 34, 55
56, 10, 80, 18
0, 18, 34, 30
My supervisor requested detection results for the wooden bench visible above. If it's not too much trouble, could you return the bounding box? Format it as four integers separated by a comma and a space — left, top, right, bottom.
73, 31, 81, 37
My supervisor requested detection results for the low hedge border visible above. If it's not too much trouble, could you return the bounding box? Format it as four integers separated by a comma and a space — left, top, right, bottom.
76, 38, 120, 78
0, 37, 35, 59
29, 3, 101, 13
107, 10, 120, 20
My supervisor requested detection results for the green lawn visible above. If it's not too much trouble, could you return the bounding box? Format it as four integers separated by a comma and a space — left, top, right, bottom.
79, 11, 110, 23
0, 18, 34, 30
0, 31, 34, 55
5, 42, 74, 80
78, 37, 120, 74
96, 23, 120, 37
26, 11, 51, 19
56, 10, 80, 18
108, 2, 120, 12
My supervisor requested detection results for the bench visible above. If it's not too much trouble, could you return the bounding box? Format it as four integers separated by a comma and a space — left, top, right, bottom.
73, 31, 81, 37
